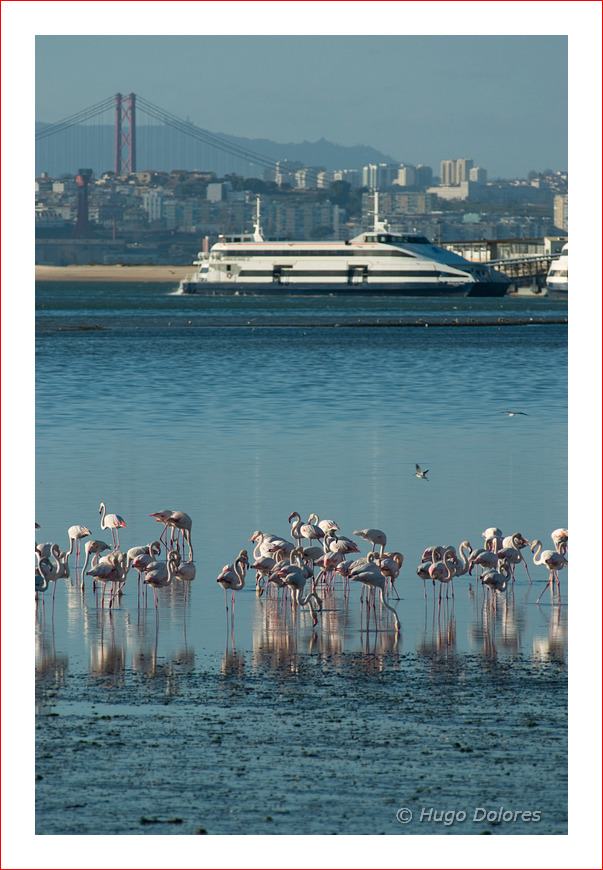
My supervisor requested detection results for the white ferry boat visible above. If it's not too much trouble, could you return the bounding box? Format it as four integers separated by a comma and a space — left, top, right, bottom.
545, 242, 568, 297
177, 197, 511, 297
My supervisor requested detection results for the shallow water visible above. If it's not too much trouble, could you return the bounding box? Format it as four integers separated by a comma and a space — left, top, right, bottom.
34, 283, 568, 837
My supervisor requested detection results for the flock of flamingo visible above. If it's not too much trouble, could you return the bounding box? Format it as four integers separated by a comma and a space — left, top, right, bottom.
35, 503, 569, 632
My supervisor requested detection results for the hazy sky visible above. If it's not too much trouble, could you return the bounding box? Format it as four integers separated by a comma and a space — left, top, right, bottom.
32, 33, 569, 178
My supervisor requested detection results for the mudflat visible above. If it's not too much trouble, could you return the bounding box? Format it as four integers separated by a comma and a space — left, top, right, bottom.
35, 265, 190, 282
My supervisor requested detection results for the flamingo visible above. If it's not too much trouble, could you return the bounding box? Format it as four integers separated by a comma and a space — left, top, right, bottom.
448, 541, 472, 577
36, 542, 56, 559
249, 531, 283, 560
416, 562, 432, 597
288, 512, 324, 547
531, 540, 568, 604
86, 553, 126, 607
421, 546, 444, 563
551, 528, 568, 555
348, 553, 400, 632
414, 464, 429, 480
80, 539, 112, 588
469, 548, 499, 576
428, 551, 456, 599
217, 550, 249, 612
379, 552, 404, 599
496, 546, 523, 580
353, 528, 387, 555
324, 531, 360, 556
35, 570, 50, 602
126, 541, 161, 592
308, 514, 339, 534
67, 525, 91, 562
278, 564, 322, 626
169, 550, 196, 601
149, 509, 174, 543
267, 538, 296, 560
143, 557, 177, 611
36, 550, 61, 601
481, 564, 511, 594
313, 550, 344, 589
165, 511, 193, 560
99, 503, 126, 549
250, 554, 279, 593
501, 532, 532, 581
482, 527, 502, 541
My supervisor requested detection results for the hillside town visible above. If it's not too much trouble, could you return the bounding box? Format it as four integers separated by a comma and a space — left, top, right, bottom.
35, 158, 568, 266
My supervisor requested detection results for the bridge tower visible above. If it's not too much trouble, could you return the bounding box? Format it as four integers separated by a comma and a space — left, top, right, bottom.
114, 93, 136, 175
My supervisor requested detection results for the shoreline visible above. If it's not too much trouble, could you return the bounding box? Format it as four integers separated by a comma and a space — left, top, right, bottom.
35, 264, 190, 283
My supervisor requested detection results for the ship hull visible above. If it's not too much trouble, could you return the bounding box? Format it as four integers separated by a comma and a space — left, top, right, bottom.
177, 280, 509, 298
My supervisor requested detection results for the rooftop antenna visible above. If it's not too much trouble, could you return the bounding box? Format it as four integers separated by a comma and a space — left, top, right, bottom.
372, 189, 389, 233
252, 195, 264, 241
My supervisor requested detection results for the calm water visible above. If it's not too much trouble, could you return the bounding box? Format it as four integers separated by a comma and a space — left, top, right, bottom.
33, 282, 569, 841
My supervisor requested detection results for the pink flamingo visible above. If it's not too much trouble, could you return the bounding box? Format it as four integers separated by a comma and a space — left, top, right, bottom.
249, 531, 283, 560
324, 531, 360, 556
429, 552, 456, 599
481, 564, 511, 595
551, 528, 568, 556
288, 512, 324, 547
416, 562, 432, 597
149, 509, 174, 543
379, 552, 404, 599
126, 541, 161, 593
348, 553, 401, 632
36, 550, 61, 601
217, 550, 249, 613
531, 540, 568, 604
67, 525, 91, 563
86, 553, 126, 607
99, 503, 126, 549
308, 514, 339, 534
278, 563, 322, 626
165, 511, 193, 560
353, 528, 387, 555
143, 557, 176, 611
80, 539, 112, 588
468, 548, 499, 577
169, 550, 196, 601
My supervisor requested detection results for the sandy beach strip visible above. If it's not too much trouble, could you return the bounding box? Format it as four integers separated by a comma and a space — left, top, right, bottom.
35, 265, 191, 283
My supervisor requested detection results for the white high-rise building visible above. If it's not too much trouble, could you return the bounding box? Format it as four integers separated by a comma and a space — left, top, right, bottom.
142, 189, 164, 221
455, 158, 474, 183
393, 164, 417, 187
469, 166, 487, 184
554, 194, 568, 231
440, 160, 456, 186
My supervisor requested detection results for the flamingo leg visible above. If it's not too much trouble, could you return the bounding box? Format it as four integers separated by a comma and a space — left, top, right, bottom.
535, 575, 552, 604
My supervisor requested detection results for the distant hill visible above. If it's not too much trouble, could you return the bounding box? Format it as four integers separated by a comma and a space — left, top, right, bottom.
35, 122, 397, 178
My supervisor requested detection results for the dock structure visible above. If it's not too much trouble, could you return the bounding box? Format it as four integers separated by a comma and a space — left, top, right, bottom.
443, 237, 566, 293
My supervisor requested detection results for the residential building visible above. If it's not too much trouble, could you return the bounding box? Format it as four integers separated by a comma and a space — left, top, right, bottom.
554, 194, 568, 231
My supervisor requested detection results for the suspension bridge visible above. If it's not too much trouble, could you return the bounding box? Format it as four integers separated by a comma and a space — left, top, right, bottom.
35, 93, 287, 179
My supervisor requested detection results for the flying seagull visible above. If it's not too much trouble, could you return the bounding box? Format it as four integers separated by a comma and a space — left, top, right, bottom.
499, 411, 529, 417
414, 464, 429, 480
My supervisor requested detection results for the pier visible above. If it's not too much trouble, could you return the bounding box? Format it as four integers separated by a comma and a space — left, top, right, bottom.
443, 237, 565, 293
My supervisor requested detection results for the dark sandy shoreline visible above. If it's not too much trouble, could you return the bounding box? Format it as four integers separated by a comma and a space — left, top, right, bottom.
36, 651, 567, 836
